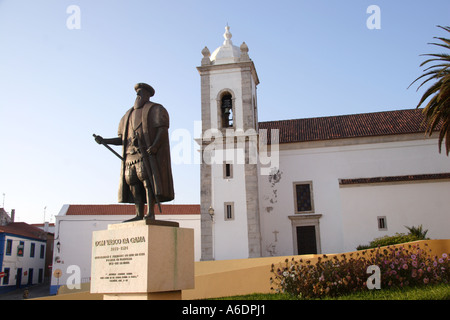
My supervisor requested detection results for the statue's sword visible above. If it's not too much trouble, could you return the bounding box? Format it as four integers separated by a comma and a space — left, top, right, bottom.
92, 134, 124, 161
135, 132, 162, 214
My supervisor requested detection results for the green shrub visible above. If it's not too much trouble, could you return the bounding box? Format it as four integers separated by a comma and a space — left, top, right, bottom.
356, 225, 429, 250
405, 225, 429, 240
357, 233, 420, 250
270, 243, 450, 299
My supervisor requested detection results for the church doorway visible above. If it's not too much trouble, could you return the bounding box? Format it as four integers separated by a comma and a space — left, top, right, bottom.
289, 214, 322, 255
296, 226, 317, 254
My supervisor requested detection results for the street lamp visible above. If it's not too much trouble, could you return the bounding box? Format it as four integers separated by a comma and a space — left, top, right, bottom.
208, 206, 215, 221
208, 205, 215, 260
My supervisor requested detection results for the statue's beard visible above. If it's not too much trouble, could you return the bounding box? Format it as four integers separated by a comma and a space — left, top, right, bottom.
134, 96, 146, 109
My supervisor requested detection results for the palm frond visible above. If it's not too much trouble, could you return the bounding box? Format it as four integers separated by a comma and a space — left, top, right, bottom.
428, 42, 450, 50
437, 25, 450, 33
409, 25, 450, 154
416, 79, 444, 108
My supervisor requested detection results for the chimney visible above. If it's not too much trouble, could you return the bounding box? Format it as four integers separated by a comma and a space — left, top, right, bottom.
10, 209, 15, 222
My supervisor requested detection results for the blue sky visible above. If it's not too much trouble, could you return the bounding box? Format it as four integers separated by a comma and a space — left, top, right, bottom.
0, 0, 449, 223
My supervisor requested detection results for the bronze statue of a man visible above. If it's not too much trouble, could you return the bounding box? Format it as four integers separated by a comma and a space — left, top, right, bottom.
95, 83, 174, 221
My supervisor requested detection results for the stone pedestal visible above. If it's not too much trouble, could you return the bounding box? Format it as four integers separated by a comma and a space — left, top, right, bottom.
90, 220, 194, 300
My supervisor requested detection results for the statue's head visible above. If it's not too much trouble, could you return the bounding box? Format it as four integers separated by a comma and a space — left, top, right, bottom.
134, 83, 154, 109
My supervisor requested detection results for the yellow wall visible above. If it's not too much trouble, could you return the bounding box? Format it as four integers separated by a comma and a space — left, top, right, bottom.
36, 239, 450, 300
183, 239, 450, 300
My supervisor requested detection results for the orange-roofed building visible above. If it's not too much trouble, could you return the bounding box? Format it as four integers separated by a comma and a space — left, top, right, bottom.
0, 212, 48, 293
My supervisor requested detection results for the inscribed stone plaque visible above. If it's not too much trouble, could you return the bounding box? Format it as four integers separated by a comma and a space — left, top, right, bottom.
91, 221, 194, 294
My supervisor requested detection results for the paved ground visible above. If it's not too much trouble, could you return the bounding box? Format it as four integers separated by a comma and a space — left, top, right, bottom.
0, 281, 52, 300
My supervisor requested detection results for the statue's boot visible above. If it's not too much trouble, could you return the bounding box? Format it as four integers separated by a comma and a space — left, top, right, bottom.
144, 212, 155, 220
123, 215, 143, 222
144, 203, 155, 220
144, 188, 156, 221
123, 202, 145, 223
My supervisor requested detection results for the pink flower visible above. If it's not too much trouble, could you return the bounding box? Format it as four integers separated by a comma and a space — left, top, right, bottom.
402, 264, 408, 270
442, 253, 448, 259
423, 278, 429, 284
411, 254, 417, 260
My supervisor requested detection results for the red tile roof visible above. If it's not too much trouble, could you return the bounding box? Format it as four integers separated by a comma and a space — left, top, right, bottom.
0, 222, 47, 240
258, 109, 432, 144
65, 204, 200, 216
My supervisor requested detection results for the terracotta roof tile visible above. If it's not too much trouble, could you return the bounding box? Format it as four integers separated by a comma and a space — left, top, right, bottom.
0, 222, 47, 240
65, 204, 200, 216
258, 109, 432, 144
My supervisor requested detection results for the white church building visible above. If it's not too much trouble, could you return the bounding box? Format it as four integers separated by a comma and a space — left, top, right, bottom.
197, 26, 450, 261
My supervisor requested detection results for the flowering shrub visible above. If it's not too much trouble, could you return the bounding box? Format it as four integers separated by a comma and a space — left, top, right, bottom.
270, 243, 450, 299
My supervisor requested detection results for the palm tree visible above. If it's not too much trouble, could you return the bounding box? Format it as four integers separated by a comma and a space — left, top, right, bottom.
409, 25, 450, 155
405, 225, 429, 240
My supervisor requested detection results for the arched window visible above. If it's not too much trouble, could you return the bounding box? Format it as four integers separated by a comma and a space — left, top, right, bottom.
221, 93, 233, 128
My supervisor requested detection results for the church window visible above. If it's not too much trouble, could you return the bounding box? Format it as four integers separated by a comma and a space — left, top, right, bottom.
294, 182, 314, 213
224, 202, 234, 221
221, 94, 233, 128
377, 216, 387, 231
224, 163, 233, 179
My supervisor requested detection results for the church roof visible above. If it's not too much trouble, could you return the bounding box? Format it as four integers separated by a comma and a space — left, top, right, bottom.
258, 108, 433, 144
64, 204, 200, 216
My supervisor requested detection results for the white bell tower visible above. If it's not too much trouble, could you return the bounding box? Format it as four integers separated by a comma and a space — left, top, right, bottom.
197, 26, 262, 260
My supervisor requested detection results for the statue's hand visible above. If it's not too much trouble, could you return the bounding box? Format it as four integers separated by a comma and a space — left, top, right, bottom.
147, 145, 158, 155
94, 135, 104, 144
